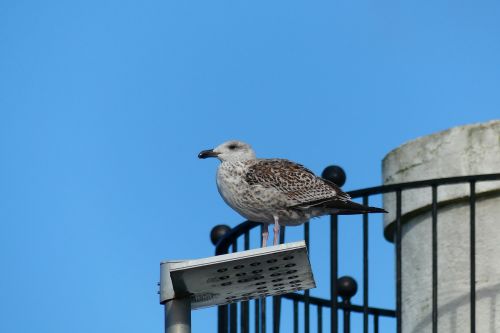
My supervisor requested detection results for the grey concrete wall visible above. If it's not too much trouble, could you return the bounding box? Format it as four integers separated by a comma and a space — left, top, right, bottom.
382, 120, 500, 333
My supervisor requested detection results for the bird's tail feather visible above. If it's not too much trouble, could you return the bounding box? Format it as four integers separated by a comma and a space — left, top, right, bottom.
293, 198, 387, 214
333, 206, 387, 215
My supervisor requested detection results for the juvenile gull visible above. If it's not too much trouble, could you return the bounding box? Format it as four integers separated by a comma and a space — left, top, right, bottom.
199, 140, 386, 247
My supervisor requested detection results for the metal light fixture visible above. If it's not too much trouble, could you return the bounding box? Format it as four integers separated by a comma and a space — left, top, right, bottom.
159, 241, 316, 333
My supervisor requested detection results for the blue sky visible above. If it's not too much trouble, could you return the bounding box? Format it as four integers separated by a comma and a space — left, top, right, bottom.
1, 0, 499, 332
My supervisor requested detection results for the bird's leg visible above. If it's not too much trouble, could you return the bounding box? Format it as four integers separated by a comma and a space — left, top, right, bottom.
273, 215, 280, 246
261, 224, 269, 247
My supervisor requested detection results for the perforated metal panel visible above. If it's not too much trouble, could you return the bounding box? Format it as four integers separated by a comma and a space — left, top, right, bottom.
160, 241, 315, 309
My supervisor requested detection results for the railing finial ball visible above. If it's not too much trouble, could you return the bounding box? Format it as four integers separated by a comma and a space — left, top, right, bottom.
321, 165, 346, 187
210, 224, 232, 245
337, 276, 358, 300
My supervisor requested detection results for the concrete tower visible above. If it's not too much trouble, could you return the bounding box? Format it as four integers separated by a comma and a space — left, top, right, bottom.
383, 120, 500, 332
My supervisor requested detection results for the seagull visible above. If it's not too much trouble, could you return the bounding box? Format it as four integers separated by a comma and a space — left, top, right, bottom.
199, 140, 387, 247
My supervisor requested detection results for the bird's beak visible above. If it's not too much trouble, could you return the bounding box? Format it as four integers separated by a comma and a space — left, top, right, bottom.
198, 149, 220, 159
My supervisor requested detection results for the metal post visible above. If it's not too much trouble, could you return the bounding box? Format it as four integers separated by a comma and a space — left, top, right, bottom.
431, 185, 438, 333
362, 196, 369, 333
470, 181, 476, 333
330, 215, 338, 333
337, 276, 357, 333
343, 304, 350, 333
395, 189, 402, 333
304, 222, 310, 333
165, 298, 191, 333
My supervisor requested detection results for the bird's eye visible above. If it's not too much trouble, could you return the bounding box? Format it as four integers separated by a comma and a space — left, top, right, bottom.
228, 144, 238, 150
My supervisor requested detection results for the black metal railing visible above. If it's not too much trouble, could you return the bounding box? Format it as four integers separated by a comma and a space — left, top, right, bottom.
211, 169, 500, 333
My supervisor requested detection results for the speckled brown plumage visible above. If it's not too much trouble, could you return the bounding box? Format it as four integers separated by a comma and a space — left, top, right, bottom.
245, 159, 351, 207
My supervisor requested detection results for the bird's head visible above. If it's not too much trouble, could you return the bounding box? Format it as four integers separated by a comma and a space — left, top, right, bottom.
198, 140, 256, 162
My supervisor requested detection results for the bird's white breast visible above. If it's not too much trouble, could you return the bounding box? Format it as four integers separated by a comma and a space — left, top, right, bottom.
216, 162, 275, 223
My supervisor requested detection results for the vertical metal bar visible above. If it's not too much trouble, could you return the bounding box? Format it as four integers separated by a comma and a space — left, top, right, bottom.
362, 196, 369, 333
261, 297, 266, 333
217, 241, 230, 333
374, 314, 379, 333
343, 306, 350, 333
241, 232, 250, 333
260, 224, 266, 333
273, 227, 285, 333
304, 222, 310, 333
219, 306, 228, 333
331, 215, 339, 333
229, 302, 237, 333
318, 305, 323, 333
244, 230, 250, 250
431, 185, 438, 333
396, 189, 402, 333
244, 232, 250, 333
470, 181, 476, 333
165, 298, 192, 333
293, 300, 298, 333
272, 297, 279, 333
230, 242, 237, 333
255, 299, 260, 333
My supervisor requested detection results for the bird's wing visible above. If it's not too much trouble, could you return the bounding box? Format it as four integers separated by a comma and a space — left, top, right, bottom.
245, 159, 351, 207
